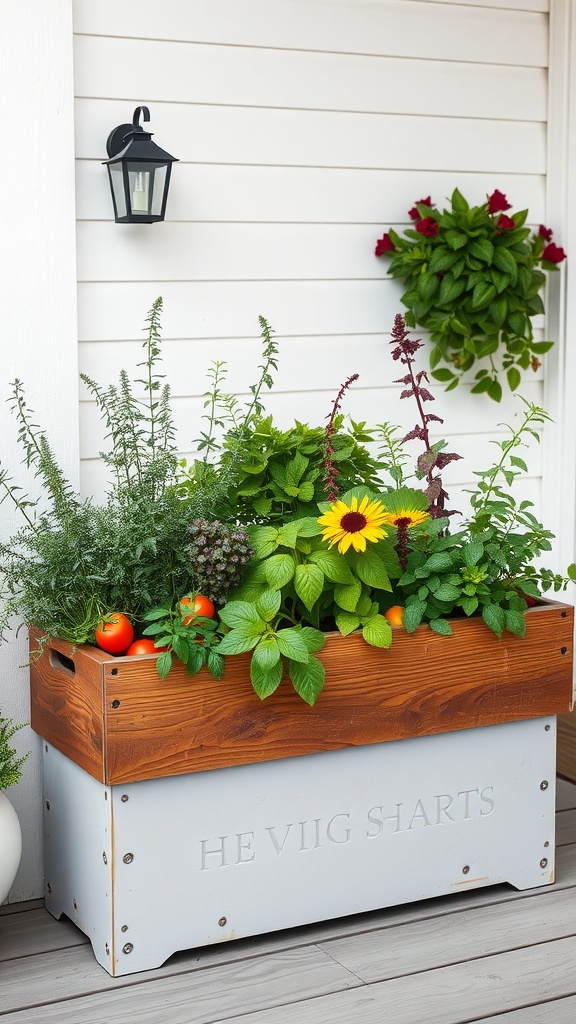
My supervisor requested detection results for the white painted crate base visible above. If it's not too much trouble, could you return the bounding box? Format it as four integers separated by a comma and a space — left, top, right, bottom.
42, 717, 557, 977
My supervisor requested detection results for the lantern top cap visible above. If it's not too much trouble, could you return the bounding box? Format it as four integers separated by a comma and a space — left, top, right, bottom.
104, 106, 178, 165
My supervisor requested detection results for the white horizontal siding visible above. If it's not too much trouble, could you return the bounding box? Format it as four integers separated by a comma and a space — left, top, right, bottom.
73, 35, 547, 120
73, 0, 554, 527
73, 0, 548, 65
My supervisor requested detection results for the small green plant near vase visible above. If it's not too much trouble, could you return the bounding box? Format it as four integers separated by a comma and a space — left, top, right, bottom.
1, 300, 574, 707
375, 189, 566, 401
0, 716, 28, 790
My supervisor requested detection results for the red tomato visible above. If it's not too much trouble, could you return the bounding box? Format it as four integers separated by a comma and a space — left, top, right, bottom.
179, 594, 215, 626
95, 613, 134, 655
125, 638, 168, 656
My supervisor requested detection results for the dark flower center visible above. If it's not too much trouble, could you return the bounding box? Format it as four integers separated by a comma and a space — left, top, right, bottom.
340, 511, 367, 533
394, 516, 411, 528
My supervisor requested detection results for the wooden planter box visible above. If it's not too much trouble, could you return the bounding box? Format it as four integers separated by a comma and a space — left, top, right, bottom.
31, 602, 574, 786
30, 602, 574, 977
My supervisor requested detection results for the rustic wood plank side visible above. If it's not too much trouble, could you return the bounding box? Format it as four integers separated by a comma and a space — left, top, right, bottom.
29, 630, 106, 782
196, 936, 576, 1024
319, 887, 576, 983
465, 995, 576, 1023
29, 604, 574, 784
0, 944, 361, 1021
0, 908, 87, 961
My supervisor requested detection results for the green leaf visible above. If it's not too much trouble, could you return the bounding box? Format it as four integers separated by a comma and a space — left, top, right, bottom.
249, 526, 279, 560
505, 608, 526, 638
445, 230, 468, 250
431, 368, 457, 383
403, 601, 426, 632
172, 635, 189, 663
252, 635, 281, 671
451, 188, 469, 215
362, 614, 393, 648
250, 657, 283, 699
309, 549, 355, 584
428, 618, 453, 636
493, 247, 518, 282
472, 282, 497, 310
335, 612, 361, 636
438, 275, 466, 305
433, 584, 461, 603
256, 589, 282, 622
334, 579, 362, 612
156, 650, 173, 679
276, 628, 310, 663
510, 455, 528, 472
141, 606, 172, 622
299, 626, 326, 654
355, 547, 392, 590
423, 552, 453, 573
219, 600, 265, 634
460, 596, 479, 617
206, 649, 225, 679
289, 656, 325, 706
506, 366, 522, 392
487, 379, 503, 403
264, 553, 295, 589
463, 539, 484, 566
294, 563, 325, 610
186, 645, 205, 676
217, 629, 262, 655
276, 523, 300, 549
482, 602, 506, 637
469, 239, 494, 264
292, 517, 323, 537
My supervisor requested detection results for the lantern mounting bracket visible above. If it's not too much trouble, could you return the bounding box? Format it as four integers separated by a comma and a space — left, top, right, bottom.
106, 106, 152, 160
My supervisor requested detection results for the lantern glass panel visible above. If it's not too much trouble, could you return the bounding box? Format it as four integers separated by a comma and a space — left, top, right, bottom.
108, 163, 127, 219
150, 165, 168, 216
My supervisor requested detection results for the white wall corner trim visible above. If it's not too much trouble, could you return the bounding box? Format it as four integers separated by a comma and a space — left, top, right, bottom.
0, 0, 78, 901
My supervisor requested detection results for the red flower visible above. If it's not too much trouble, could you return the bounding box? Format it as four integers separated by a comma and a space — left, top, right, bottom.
488, 190, 512, 214
375, 233, 395, 256
539, 225, 553, 242
497, 214, 515, 231
408, 196, 432, 220
542, 243, 566, 264
416, 217, 439, 237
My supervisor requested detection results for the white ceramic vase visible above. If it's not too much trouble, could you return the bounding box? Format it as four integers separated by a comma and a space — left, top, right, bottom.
0, 791, 22, 903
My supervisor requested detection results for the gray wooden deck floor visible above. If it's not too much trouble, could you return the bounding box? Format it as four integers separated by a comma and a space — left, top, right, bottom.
1, 777, 575, 1024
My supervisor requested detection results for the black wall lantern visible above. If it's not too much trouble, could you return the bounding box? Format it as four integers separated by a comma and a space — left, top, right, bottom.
103, 106, 178, 224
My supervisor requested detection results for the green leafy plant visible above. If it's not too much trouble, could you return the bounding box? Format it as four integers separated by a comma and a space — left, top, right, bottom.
375, 189, 566, 400
2, 300, 574, 707
0, 716, 28, 790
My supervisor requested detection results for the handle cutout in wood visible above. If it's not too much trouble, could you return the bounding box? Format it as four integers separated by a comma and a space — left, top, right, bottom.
48, 648, 76, 677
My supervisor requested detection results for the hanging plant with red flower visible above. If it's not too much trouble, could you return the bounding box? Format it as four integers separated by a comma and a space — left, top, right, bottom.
375, 189, 566, 401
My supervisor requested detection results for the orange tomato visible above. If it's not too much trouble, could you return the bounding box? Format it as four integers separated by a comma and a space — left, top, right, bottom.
95, 613, 134, 654
179, 594, 215, 626
384, 605, 405, 627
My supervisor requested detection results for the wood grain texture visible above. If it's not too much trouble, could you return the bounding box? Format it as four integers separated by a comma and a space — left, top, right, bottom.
0, 943, 360, 1021
29, 632, 106, 782
320, 888, 576, 983
200, 937, 576, 1024
29, 602, 573, 785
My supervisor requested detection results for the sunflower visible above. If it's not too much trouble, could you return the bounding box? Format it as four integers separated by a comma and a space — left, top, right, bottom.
380, 487, 431, 531
318, 494, 388, 554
